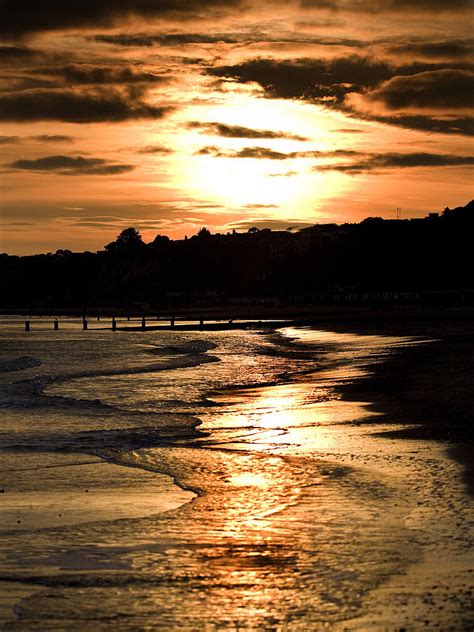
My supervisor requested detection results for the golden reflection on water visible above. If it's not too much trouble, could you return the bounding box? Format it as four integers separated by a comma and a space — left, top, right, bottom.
229, 472, 269, 487
1, 329, 426, 629
206, 380, 380, 454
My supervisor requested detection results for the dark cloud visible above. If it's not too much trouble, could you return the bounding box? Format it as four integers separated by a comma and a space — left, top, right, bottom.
0, 64, 169, 100
300, 0, 471, 11
0, 76, 59, 93
6, 155, 135, 176
363, 69, 474, 111
43, 64, 168, 86
137, 144, 174, 154
196, 145, 361, 159
93, 35, 159, 48
30, 135, 77, 143
0, 45, 67, 68
3, 221, 34, 226
195, 145, 221, 156
0, 135, 21, 144
317, 152, 474, 174
208, 56, 458, 103
0, 0, 242, 38
244, 204, 279, 208
369, 114, 474, 136
197, 146, 474, 171
0, 45, 39, 59
93, 32, 366, 50
187, 121, 309, 141
0, 88, 172, 123
93, 33, 242, 47
195, 145, 289, 159
335, 128, 366, 133
27, 0, 463, 25
0, 134, 76, 144
227, 147, 291, 160
209, 57, 474, 136
366, 0, 471, 10
208, 56, 392, 102
387, 41, 474, 60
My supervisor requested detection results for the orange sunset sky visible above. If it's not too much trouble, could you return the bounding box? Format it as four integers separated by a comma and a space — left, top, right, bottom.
0, 0, 473, 254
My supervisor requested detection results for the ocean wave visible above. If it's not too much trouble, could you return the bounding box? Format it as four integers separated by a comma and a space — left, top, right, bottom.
0, 356, 42, 373
3, 418, 203, 457
0, 352, 219, 414
148, 340, 218, 356
51, 352, 219, 384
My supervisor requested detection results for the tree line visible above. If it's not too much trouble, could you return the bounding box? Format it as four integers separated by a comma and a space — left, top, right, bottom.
1, 200, 472, 309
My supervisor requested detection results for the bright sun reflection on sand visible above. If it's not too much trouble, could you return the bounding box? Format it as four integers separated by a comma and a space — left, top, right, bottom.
207, 381, 380, 454
229, 472, 269, 487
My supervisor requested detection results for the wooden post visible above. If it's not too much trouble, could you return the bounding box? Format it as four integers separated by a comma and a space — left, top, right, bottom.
141, 317, 146, 331
25, 320, 30, 332
112, 317, 117, 331
54, 319, 59, 330
171, 317, 175, 328
199, 319, 204, 328
82, 318, 88, 330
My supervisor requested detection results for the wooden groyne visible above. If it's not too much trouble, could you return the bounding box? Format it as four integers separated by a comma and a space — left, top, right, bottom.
20, 316, 295, 332
14, 304, 474, 334
114, 319, 294, 332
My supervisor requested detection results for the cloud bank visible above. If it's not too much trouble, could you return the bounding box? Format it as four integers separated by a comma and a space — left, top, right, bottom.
6, 155, 135, 175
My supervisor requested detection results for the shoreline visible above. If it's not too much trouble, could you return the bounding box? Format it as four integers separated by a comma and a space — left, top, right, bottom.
1, 316, 472, 628
4, 307, 473, 490
326, 324, 474, 496
2, 305, 473, 342
198, 328, 473, 629
2, 303, 474, 324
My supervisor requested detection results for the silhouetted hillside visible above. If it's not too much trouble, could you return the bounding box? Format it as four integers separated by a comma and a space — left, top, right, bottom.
1, 201, 473, 310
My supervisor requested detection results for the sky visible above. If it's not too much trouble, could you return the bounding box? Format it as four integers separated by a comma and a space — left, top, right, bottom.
0, 0, 473, 254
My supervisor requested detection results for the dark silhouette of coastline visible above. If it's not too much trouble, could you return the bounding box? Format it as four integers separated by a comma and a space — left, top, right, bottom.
1, 200, 473, 312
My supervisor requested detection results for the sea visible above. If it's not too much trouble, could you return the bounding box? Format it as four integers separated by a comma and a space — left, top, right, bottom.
0, 316, 472, 630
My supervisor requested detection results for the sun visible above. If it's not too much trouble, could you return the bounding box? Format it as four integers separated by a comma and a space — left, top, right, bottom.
187, 153, 311, 208
168, 95, 351, 219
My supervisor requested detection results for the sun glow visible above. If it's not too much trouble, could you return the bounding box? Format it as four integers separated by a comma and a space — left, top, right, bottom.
169, 96, 352, 222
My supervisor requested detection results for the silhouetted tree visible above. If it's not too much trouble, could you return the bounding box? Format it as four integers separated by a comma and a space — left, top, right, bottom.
105, 227, 146, 253
151, 234, 170, 249
197, 227, 211, 239
1, 200, 473, 309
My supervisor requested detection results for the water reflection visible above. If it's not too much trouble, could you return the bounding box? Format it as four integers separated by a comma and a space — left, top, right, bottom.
1, 328, 428, 629
205, 381, 380, 454
229, 472, 269, 488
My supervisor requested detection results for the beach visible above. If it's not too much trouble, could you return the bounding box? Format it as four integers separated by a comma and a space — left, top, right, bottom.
0, 315, 472, 629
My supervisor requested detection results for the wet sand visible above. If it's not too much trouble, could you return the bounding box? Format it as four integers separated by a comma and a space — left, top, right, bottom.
326, 319, 474, 495
0, 451, 194, 622
303, 319, 474, 629
200, 322, 474, 629
1, 317, 472, 629
0, 452, 194, 532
